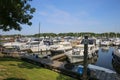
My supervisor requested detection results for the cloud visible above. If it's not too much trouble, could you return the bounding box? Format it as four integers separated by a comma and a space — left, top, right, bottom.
39, 12, 48, 16
39, 5, 100, 26
76, 11, 89, 17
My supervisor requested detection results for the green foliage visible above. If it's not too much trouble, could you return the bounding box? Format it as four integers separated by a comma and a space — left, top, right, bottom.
0, 0, 35, 31
1, 32, 120, 38
34, 33, 57, 37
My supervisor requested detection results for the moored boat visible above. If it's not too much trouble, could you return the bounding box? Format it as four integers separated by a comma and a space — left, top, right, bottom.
50, 41, 72, 56
65, 39, 98, 63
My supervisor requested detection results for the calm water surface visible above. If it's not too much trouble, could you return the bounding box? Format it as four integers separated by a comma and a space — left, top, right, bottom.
71, 46, 118, 72
95, 47, 115, 71
40, 46, 118, 72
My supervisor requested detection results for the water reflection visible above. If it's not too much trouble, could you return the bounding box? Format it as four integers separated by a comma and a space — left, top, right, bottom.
100, 46, 110, 53
53, 46, 120, 74
72, 46, 120, 74
95, 46, 114, 70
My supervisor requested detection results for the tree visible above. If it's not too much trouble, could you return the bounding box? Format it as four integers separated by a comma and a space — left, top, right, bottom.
0, 0, 35, 31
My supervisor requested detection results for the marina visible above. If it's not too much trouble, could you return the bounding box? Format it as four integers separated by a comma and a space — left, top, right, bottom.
0, 36, 120, 80
1, 0, 120, 80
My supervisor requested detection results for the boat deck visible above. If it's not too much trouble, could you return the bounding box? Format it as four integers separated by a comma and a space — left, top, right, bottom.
91, 70, 120, 80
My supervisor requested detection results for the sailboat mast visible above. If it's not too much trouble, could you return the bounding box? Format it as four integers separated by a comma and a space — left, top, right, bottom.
38, 22, 40, 53
39, 22, 40, 39
116, 33, 117, 38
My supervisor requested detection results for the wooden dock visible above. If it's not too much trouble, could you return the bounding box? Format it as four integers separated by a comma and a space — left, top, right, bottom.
50, 53, 66, 60
21, 54, 120, 80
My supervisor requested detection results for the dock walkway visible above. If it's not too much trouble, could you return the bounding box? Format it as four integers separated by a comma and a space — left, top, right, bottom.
50, 53, 66, 60
21, 54, 120, 80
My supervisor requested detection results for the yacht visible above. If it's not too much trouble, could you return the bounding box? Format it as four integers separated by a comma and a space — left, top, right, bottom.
113, 38, 120, 46
27, 39, 51, 53
65, 39, 98, 63
2, 41, 27, 51
50, 41, 72, 56
100, 38, 111, 46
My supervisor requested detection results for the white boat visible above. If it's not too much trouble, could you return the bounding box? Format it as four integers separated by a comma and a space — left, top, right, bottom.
65, 39, 98, 63
2, 42, 27, 50
113, 38, 120, 46
50, 41, 72, 56
28, 39, 50, 53
96, 38, 101, 46
72, 64, 116, 74
100, 39, 111, 46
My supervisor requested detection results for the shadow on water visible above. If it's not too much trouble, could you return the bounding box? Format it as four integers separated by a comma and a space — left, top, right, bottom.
3, 77, 26, 80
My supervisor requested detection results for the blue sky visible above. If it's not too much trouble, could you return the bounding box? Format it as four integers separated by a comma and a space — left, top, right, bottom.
1, 0, 120, 35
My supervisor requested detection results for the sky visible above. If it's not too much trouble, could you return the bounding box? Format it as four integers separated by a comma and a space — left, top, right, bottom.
1, 0, 120, 35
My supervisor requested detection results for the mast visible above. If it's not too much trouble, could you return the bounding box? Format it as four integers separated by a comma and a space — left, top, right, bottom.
38, 22, 40, 53
116, 33, 117, 38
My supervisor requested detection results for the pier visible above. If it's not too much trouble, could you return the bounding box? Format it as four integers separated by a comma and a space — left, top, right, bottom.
21, 54, 120, 80
21, 55, 81, 79
50, 53, 66, 60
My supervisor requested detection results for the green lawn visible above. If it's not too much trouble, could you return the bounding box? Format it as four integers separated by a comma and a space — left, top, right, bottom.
0, 57, 76, 80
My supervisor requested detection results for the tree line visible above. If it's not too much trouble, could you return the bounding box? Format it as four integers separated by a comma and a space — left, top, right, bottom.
1, 32, 120, 38
34, 32, 120, 38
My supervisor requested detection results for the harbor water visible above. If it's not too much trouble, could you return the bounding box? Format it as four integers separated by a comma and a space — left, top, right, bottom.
60, 46, 119, 73
95, 47, 115, 71
43, 46, 118, 73
73, 46, 119, 73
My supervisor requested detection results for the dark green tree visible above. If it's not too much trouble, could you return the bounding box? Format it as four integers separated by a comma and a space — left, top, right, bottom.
0, 0, 35, 31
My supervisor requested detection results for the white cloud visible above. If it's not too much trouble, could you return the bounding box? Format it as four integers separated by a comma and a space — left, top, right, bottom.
40, 5, 100, 26
76, 11, 89, 17
39, 12, 48, 16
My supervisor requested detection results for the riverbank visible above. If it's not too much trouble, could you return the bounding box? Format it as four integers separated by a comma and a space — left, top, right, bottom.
0, 56, 76, 80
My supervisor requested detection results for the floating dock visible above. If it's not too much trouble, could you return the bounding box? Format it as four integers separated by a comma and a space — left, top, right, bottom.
21, 54, 120, 80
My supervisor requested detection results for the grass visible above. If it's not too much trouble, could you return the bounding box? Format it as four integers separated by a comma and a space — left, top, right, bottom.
0, 57, 76, 80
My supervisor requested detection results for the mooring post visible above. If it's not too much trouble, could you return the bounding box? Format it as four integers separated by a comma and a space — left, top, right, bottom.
83, 35, 88, 80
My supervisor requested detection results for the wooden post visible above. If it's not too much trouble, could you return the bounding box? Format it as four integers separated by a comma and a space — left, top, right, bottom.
83, 35, 88, 80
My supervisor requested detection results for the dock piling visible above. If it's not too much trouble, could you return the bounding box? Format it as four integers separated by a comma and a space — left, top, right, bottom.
83, 35, 89, 80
